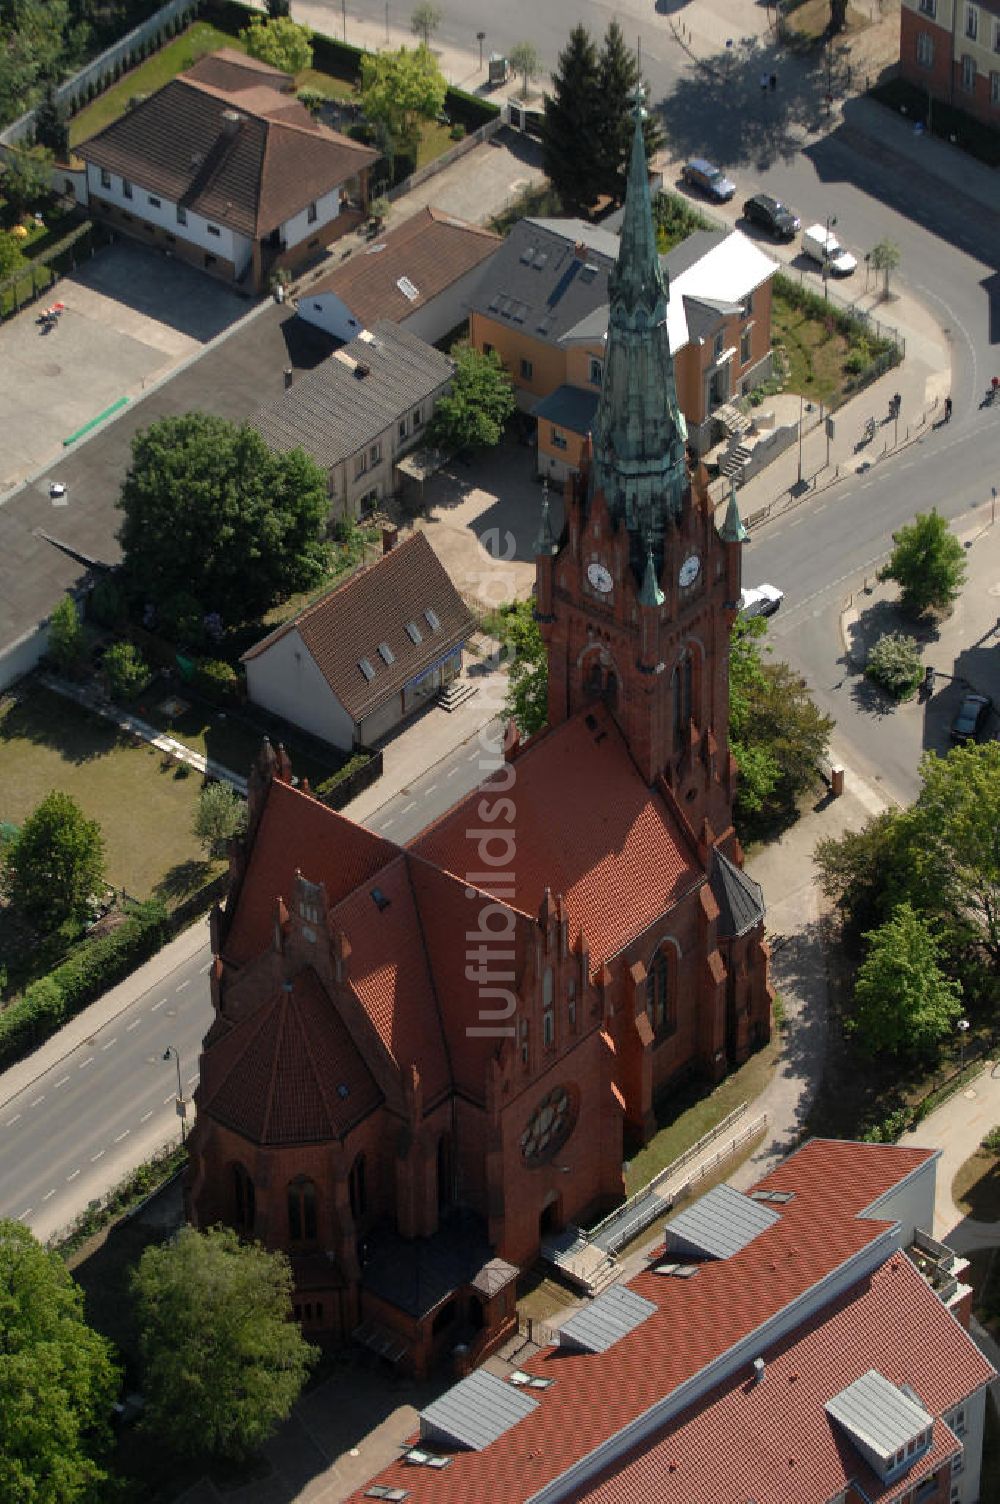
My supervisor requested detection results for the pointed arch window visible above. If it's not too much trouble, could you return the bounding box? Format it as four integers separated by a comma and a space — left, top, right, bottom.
288, 1176, 318, 1242
233, 1163, 255, 1233
647, 945, 677, 1039
542, 966, 555, 1047
348, 1154, 367, 1222
673, 652, 693, 737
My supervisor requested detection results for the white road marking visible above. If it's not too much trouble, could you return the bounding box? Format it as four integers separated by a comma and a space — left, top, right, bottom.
17, 1208, 32, 1220
187, 1074, 198, 1086
101, 1038, 117, 1050
113, 1129, 130, 1143
53, 1075, 70, 1089
42, 1188, 56, 1201
199, 962, 212, 974
78, 1057, 94, 1070
163, 1094, 175, 1105
447, 766, 459, 777
140, 1110, 153, 1123
381, 816, 395, 829
466, 750, 478, 761
90, 1150, 105, 1162
5, 1112, 22, 1126
426, 783, 438, 794
66, 1169, 80, 1181
151, 998, 166, 1011
175, 979, 190, 992
29, 1095, 45, 1107
126, 1018, 141, 1031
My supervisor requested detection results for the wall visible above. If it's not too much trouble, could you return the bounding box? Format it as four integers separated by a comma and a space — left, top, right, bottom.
0, 620, 50, 693
899, 5, 956, 97
470, 312, 568, 407
244, 625, 356, 750
86, 162, 251, 274
401, 262, 498, 347
950, 1383, 987, 1504
862, 1152, 938, 1244
281, 183, 345, 253
297, 288, 363, 342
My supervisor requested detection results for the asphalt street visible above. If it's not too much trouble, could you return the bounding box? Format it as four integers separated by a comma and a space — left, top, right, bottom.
0, 726, 502, 1240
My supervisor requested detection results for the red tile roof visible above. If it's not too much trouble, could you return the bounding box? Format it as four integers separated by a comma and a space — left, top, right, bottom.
349, 1141, 993, 1504
304, 206, 500, 329
243, 531, 475, 724
223, 779, 400, 967
198, 969, 382, 1143
184, 46, 294, 93
411, 704, 702, 971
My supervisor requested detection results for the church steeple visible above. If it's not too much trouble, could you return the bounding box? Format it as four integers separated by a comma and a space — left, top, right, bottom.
591, 89, 687, 577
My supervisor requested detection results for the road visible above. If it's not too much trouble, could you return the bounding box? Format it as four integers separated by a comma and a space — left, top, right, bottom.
0, 725, 502, 1242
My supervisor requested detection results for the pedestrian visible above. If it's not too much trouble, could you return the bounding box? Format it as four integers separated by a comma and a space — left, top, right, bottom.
760, 72, 769, 96
769, 72, 777, 91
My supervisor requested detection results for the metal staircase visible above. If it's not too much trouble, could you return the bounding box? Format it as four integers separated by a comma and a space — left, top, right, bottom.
541, 1227, 620, 1296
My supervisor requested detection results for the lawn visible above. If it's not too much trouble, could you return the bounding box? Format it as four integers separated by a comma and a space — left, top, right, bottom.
138, 693, 341, 791
296, 65, 356, 104
771, 284, 855, 408
0, 684, 224, 910
953, 1146, 1000, 1221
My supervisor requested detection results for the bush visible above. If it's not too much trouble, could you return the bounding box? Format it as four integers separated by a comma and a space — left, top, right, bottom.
984, 1126, 1000, 1153
860, 1104, 912, 1143
314, 752, 370, 799
193, 658, 239, 704
865, 632, 922, 700
89, 576, 126, 630
296, 86, 326, 115
160, 590, 204, 648
450, 122, 465, 140
102, 640, 150, 700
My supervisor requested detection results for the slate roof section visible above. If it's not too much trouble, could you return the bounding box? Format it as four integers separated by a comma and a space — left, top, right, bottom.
302, 206, 500, 329
558, 1286, 658, 1354
78, 66, 376, 238
412, 703, 702, 972
362, 1209, 499, 1319
243, 530, 474, 723
251, 320, 453, 470
469, 218, 616, 346
348, 1142, 992, 1504
184, 46, 293, 93
419, 1371, 540, 1451
197, 969, 382, 1143
709, 847, 766, 937
665, 1182, 781, 1260
826, 1369, 934, 1470
532, 383, 600, 435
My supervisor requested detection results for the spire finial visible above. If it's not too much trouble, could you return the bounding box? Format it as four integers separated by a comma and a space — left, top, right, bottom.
718, 478, 748, 543
638, 542, 664, 607
533, 480, 558, 556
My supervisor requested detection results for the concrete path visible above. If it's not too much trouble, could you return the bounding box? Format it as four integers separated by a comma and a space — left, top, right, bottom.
901, 1066, 1000, 1254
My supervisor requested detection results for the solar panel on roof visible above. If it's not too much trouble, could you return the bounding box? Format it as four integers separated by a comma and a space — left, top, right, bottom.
419, 1370, 539, 1452
558, 1285, 657, 1354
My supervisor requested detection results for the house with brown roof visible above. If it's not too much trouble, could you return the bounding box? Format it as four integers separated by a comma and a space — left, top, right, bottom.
296, 205, 501, 345
77, 49, 377, 292
250, 320, 454, 520
242, 530, 475, 748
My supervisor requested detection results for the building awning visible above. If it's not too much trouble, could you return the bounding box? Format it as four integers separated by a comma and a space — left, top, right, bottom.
532, 384, 600, 436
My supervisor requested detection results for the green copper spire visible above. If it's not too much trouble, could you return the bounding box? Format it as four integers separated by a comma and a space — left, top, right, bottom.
591, 87, 688, 577
718, 479, 748, 543
638, 543, 665, 607
533, 481, 558, 555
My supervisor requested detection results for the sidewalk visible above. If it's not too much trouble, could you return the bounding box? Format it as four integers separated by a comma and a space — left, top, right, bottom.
900, 1065, 1000, 1253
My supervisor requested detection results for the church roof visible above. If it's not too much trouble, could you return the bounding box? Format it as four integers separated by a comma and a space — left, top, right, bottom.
411, 703, 702, 971
198, 968, 382, 1144
709, 848, 766, 937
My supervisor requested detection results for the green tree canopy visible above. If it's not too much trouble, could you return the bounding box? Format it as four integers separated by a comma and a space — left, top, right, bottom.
428, 344, 515, 453
498, 599, 547, 736
878, 508, 966, 616
541, 25, 603, 214
131, 1226, 316, 1462
359, 44, 447, 149
47, 594, 87, 674
850, 902, 963, 1058
509, 41, 541, 99
597, 23, 663, 203
864, 630, 922, 700
2, 790, 105, 931
0, 228, 24, 281
0, 0, 86, 128
814, 807, 911, 948
869, 237, 901, 300
117, 413, 329, 625
239, 15, 313, 74
0, 1219, 121, 1503
0, 145, 54, 216
410, 2, 442, 47
194, 780, 246, 857
101, 639, 148, 701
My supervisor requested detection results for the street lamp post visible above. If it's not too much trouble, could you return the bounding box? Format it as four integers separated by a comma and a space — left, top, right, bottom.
477, 30, 486, 70
163, 1045, 187, 1143
342, 0, 347, 42
797, 391, 804, 485
823, 213, 837, 303
957, 1017, 970, 1072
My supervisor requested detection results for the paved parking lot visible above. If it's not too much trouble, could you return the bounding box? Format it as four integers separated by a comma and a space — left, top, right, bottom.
0, 242, 253, 494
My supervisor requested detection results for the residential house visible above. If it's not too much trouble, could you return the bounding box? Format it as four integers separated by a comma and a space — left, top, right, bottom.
78, 49, 377, 292
468, 217, 777, 473
899, 0, 1000, 125
251, 320, 454, 519
241, 529, 475, 749
296, 206, 501, 345
186, 115, 771, 1371
349, 1139, 994, 1504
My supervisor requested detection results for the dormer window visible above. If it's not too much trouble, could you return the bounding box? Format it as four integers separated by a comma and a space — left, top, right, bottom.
378, 641, 394, 664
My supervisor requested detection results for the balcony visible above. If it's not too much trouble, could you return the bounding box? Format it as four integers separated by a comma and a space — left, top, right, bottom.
907, 1229, 972, 1314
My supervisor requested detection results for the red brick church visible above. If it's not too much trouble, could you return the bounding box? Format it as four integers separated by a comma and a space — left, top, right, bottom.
185, 109, 772, 1375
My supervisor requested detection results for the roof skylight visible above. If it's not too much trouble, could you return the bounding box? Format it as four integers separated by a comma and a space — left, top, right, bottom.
358, 657, 376, 681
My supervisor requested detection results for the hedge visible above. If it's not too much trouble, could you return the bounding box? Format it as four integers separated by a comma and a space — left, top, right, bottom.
193, 657, 240, 704
314, 752, 371, 798
0, 900, 170, 1070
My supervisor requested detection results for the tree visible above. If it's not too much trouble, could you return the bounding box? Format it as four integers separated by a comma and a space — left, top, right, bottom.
0, 1221, 120, 1503
878, 509, 966, 616
359, 45, 447, 150
869, 236, 900, 300
3, 790, 105, 931
33, 80, 69, 159
410, 2, 442, 47
428, 344, 516, 453
117, 413, 329, 625
0, 229, 24, 282
0, 0, 85, 129
850, 903, 963, 1059
541, 25, 603, 214
597, 22, 663, 203
131, 1226, 317, 1462
239, 15, 313, 74
814, 807, 911, 947
194, 780, 246, 857
47, 593, 87, 673
101, 639, 148, 700
0, 145, 53, 216
498, 599, 547, 736
509, 40, 541, 99
266, 0, 291, 15
865, 631, 922, 700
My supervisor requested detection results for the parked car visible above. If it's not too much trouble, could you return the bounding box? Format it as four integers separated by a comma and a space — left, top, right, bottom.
682, 158, 736, 202
738, 584, 784, 618
949, 691, 992, 744
742, 193, 800, 240
801, 223, 857, 276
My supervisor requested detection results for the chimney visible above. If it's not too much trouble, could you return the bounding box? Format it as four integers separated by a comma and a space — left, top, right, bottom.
354, 362, 370, 379
575, 241, 588, 260
220, 109, 243, 137
752, 1357, 765, 1385
381, 524, 398, 554
283, 367, 293, 390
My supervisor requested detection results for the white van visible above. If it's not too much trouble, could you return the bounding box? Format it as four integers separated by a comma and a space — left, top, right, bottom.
801, 222, 857, 276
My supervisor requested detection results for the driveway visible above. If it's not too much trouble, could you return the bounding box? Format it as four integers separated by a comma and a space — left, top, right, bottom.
0, 241, 254, 495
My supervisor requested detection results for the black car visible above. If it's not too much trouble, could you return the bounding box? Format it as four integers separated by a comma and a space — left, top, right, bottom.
949, 692, 992, 744
742, 193, 800, 240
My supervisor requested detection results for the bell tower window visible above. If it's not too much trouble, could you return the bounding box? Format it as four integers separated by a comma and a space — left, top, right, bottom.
673, 652, 693, 736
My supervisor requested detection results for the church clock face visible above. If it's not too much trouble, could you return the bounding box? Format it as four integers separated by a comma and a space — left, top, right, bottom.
520, 1084, 579, 1166
678, 553, 701, 588
587, 561, 614, 595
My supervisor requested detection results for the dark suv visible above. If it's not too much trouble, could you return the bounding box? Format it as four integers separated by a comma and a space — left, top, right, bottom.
742, 193, 800, 239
